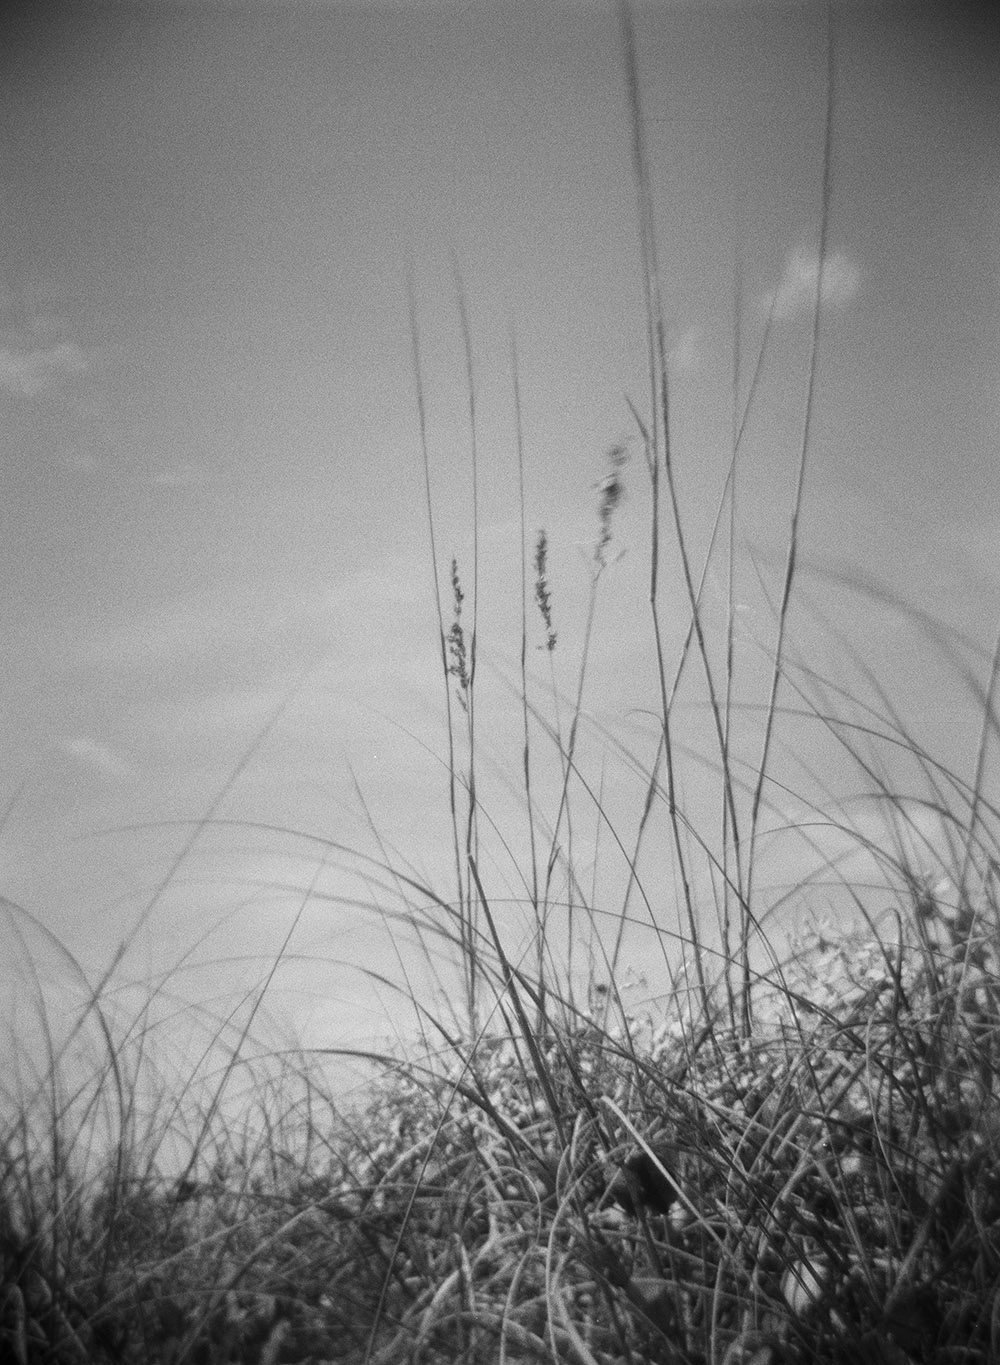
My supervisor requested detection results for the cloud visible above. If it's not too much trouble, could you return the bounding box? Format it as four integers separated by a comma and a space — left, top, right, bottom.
80, 599, 243, 672
56, 445, 100, 474
76, 551, 432, 687
668, 325, 704, 374
61, 736, 134, 781
0, 341, 88, 396
768, 247, 862, 321
155, 679, 299, 741
151, 462, 216, 489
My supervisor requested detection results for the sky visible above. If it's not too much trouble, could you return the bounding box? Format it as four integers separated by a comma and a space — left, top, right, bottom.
0, 0, 997, 1107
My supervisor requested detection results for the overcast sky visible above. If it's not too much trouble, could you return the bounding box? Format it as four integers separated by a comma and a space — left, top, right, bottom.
1, 0, 997, 1093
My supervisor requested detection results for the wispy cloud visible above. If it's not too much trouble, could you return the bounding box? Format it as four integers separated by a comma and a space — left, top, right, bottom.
669, 325, 704, 374
60, 735, 134, 781
0, 341, 89, 396
154, 679, 300, 741
56, 445, 100, 474
151, 462, 218, 489
76, 551, 433, 690
0, 268, 101, 398
768, 246, 862, 321
80, 599, 246, 672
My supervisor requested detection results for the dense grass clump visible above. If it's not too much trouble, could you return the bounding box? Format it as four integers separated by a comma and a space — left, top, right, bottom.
3, 897, 1000, 1363
3, 6, 999, 1364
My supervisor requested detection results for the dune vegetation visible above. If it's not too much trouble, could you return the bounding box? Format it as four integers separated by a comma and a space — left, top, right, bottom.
3, 7, 999, 1364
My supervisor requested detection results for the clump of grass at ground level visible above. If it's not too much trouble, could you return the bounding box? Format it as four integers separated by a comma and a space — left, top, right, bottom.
3, 895, 1000, 1363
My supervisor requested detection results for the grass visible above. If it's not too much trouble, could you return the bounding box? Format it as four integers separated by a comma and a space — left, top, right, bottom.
3, 5, 1000, 1363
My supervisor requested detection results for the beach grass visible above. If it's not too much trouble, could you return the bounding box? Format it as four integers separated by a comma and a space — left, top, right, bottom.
3, 5, 1000, 1363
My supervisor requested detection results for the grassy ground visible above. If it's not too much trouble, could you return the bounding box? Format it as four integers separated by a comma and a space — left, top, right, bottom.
3, 884, 1000, 1364
3, 6, 1000, 1363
